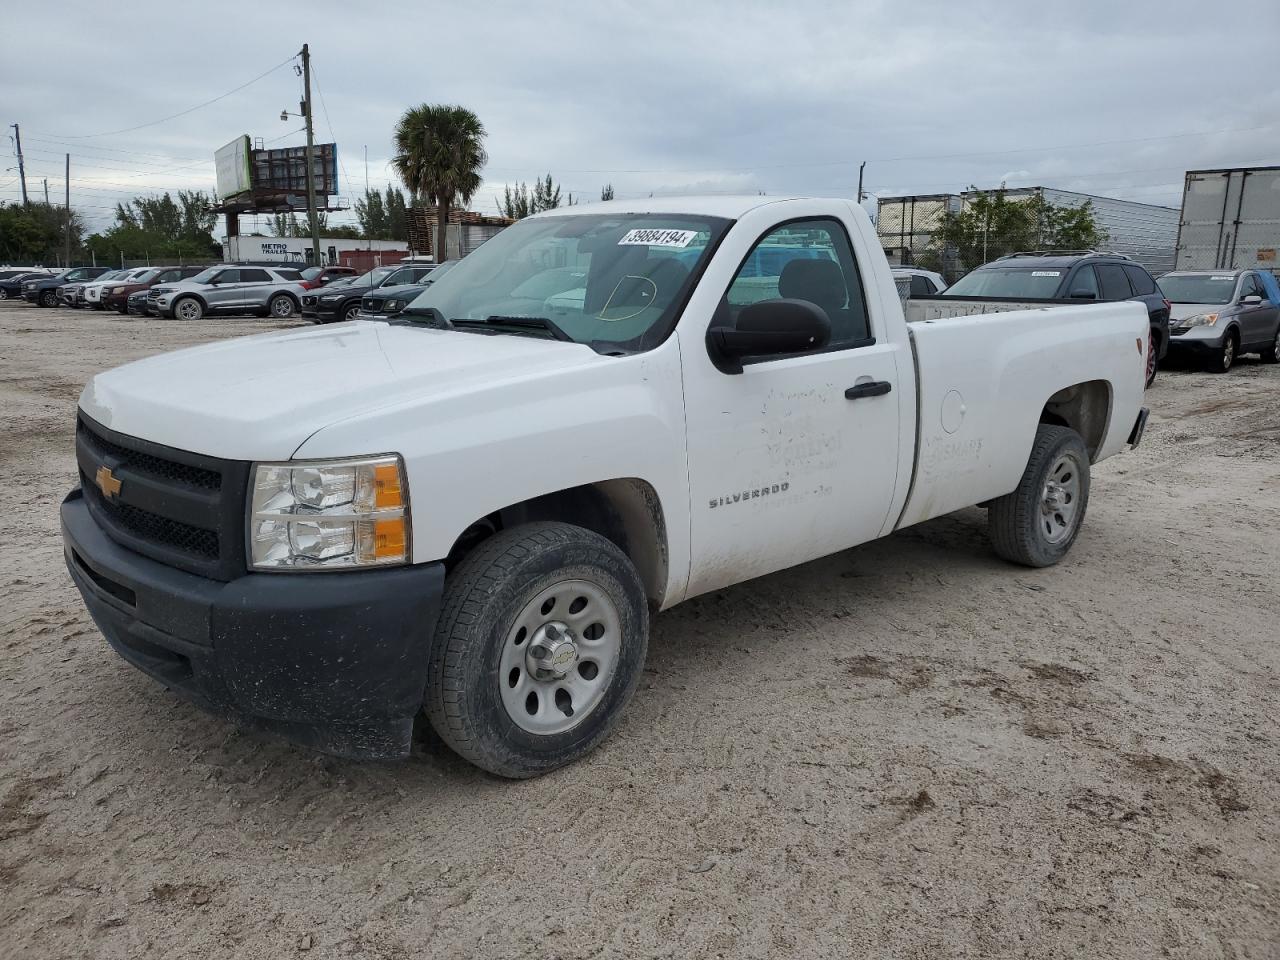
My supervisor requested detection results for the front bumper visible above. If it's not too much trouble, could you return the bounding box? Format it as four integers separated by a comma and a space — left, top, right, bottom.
1167, 326, 1227, 354
62, 489, 445, 759
303, 299, 350, 322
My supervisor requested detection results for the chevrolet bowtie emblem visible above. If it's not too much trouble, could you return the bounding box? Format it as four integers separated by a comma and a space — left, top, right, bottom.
95, 465, 122, 499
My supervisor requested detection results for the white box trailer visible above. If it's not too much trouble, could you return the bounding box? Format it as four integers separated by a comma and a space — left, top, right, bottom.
223, 236, 408, 265
1174, 166, 1280, 274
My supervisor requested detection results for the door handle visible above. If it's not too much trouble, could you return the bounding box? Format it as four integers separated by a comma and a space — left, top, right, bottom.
845, 380, 892, 400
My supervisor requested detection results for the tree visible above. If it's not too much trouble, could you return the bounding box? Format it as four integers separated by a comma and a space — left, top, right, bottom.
0, 201, 86, 263
269, 212, 302, 237
600, 183, 614, 201
355, 188, 388, 238
932, 187, 1108, 273
393, 104, 486, 261
385, 186, 409, 241
498, 174, 571, 220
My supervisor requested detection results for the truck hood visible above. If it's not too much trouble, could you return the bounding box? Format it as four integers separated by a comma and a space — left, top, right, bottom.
79, 321, 602, 460
1170, 302, 1233, 321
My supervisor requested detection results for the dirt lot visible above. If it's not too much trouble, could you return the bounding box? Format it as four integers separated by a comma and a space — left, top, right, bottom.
1, 302, 1277, 959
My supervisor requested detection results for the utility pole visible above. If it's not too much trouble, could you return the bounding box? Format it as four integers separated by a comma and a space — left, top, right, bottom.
43, 179, 49, 204
64, 154, 71, 267
857, 161, 866, 204
11, 124, 29, 206
300, 43, 322, 266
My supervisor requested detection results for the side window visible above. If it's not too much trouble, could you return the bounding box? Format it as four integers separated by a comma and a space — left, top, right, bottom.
1068, 265, 1099, 298
215, 269, 240, 284
1123, 265, 1156, 296
1239, 273, 1263, 299
909, 274, 933, 297
158, 270, 179, 282
275, 269, 302, 281
241, 268, 272, 283
723, 218, 870, 347
1096, 263, 1133, 300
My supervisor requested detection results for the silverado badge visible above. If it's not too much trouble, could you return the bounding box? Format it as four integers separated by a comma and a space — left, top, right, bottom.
95, 465, 122, 500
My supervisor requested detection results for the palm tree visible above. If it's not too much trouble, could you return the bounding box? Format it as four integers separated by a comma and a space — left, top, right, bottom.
392, 105, 487, 263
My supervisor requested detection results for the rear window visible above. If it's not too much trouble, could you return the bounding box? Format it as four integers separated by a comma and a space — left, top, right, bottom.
1095, 264, 1133, 300
1123, 265, 1156, 296
274, 269, 303, 281
945, 267, 1064, 299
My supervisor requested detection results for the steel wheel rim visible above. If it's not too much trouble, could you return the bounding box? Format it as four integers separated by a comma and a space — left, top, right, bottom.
272, 296, 293, 317
1040, 453, 1082, 545
1146, 331, 1157, 380
499, 578, 622, 735
177, 300, 200, 321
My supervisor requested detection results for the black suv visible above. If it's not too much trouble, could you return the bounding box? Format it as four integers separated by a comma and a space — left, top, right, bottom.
23, 266, 113, 307
301, 263, 438, 324
943, 252, 1171, 385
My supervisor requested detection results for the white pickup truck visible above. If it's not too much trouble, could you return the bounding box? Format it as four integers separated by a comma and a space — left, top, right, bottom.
62, 196, 1149, 777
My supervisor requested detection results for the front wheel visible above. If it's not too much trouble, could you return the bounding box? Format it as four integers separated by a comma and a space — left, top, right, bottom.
988, 424, 1090, 568
1260, 327, 1280, 364
173, 296, 203, 321
39, 290, 57, 307
342, 302, 362, 322
425, 522, 648, 778
268, 294, 297, 319
1207, 333, 1236, 374
0, 288, 8, 300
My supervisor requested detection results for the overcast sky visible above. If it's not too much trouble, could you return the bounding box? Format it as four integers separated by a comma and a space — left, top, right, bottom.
3, 0, 1278, 237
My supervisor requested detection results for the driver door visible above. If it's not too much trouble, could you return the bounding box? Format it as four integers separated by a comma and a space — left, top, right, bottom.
206, 269, 241, 309
682, 215, 904, 597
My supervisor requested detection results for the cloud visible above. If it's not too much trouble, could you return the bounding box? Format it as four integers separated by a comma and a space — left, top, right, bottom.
3, 0, 1277, 234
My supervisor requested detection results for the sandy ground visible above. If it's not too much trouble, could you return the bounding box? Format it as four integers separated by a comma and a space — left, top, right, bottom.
0, 302, 1276, 960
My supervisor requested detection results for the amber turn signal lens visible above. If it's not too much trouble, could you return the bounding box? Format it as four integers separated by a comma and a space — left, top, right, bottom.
373, 463, 403, 509
373, 517, 407, 559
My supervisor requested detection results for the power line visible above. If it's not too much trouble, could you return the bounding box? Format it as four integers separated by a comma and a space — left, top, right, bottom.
32, 54, 298, 140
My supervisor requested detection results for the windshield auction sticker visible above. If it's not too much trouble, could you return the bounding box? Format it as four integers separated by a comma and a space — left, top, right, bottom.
1031, 271, 1061, 277
618, 228, 699, 248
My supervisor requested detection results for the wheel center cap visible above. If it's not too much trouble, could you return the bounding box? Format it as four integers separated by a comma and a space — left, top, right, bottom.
526, 621, 579, 679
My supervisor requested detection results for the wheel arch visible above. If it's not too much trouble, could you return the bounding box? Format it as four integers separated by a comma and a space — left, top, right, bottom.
172, 291, 208, 309
444, 478, 670, 608
1040, 379, 1112, 462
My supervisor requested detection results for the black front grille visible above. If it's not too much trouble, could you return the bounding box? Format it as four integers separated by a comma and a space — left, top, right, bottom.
362, 298, 381, 312
76, 413, 250, 580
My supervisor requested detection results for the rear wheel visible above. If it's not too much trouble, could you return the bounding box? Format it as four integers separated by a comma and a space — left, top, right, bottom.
425, 522, 648, 778
988, 425, 1090, 568
1145, 329, 1159, 387
1260, 327, 1280, 364
1207, 332, 1236, 374
268, 293, 297, 319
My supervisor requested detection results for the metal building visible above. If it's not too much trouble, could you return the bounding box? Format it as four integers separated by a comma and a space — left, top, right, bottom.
1174, 166, 1280, 273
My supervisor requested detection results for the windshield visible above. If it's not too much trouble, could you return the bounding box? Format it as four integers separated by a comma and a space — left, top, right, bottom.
130, 268, 160, 283
300, 266, 324, 280
347, 266, 398, 288
1158, 273, 1238, 304
945, 267, 1065, 298
185, 267, 221, 284
404, 213, 730, 350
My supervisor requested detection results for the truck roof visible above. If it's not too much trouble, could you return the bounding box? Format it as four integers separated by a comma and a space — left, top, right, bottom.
527, 195, 824, 220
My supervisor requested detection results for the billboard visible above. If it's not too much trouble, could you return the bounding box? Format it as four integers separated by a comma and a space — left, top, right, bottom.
214, 135, 252, 198
250, 144, 339, 198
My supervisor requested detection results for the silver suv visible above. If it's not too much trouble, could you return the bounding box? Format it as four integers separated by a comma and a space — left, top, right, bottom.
149, 265, 305, 320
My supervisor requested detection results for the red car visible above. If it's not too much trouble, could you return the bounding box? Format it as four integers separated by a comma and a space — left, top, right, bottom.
101, 265, 207, 313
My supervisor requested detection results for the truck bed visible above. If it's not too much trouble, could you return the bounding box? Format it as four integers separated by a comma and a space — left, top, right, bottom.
904, 294, 1084, 323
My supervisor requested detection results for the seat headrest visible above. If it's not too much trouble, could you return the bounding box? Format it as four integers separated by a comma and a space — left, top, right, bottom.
778, 258, 846, 315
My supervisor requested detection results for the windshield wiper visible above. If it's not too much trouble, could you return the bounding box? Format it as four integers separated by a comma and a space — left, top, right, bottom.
450, 315, 575, 342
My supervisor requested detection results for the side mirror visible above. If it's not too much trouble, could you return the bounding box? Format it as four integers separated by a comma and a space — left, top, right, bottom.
1240, 294, 1263, 306
706, 299, 831, 374
1068, 289, 1097, 300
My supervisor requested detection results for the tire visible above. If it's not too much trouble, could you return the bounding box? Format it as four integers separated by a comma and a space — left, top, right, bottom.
0, 289, 8, 300
1260, 326, 1280, 364
173, 296, 204, 321
39, 290, 57, 307
268, 294, 297, 319
988, 424, 1090, 568
425, 521, 648, 779
342, 302, 362, 322
1207, 331, 1237, 374
1145, 329, 1159, 387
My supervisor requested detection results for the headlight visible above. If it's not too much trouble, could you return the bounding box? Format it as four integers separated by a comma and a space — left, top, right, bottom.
320, 293, 344, 302
249, 455, 409, 570
383, 299, 403, 313
1182, 313, 1218, 328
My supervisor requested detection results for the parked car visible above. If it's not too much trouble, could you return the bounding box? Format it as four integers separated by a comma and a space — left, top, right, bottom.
64, 269, 142, 309
1159, 269, 1280, 372
0, 270, 51, 300
102, 266, 208, 314
62, 196, 1149, 775
0, 267, 48, 284
934, 251, 1170, 386
891, 267, 948, 300
302, 263, 437, 323
147, 265, 306, 320
299, 265, 358, 289
24, 267, 112, 306
126, 290, 150, 315
358, 262, 456, 320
